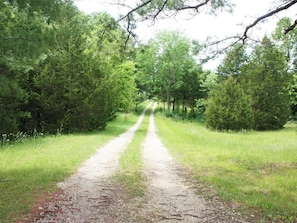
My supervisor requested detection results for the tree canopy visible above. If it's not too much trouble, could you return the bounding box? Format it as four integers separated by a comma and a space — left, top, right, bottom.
136, 30, 205, 112
0, 1, 137, 135
206, 36, 292, 131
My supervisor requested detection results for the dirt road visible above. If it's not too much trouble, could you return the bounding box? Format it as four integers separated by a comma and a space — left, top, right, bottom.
28, 102, 255, 222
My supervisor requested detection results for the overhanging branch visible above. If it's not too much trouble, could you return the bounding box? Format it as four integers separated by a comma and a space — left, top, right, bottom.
241, 0, 297, 42
116, 0, 152, 23
285, 19, 297, 34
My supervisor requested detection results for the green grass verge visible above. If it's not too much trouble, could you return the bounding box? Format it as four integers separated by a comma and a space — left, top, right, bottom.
155, 112, 297, 222
112, 106, 150, 198
0, 113, 139, 223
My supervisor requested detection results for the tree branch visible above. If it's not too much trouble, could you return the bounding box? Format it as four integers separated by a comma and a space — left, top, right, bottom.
116, 0, 152, 23
177, 0, 210, 11
284, 19, 297, 34
241, 0, 297, 42
153, 0, 170, 20
110, 0, 297, 57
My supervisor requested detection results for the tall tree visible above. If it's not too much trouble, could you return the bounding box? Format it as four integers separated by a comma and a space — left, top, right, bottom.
205, 76, 254, 131
242, 37, 291, 130
173, 59, 205, 113
0, 68, 29, 134
155, 31, 192, 110
0, 0, 62, 134
0, 0, 137, 134
217, 44, 248, 79
31, 11, 136, 133
135, 43, 159, 99
273, 17, 297, 118
136, 31, 198, 111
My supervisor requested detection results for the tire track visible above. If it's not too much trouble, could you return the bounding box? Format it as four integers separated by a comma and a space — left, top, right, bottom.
139, 102, 251, 222
28, 101, 256, 223
33, 103, 151, 223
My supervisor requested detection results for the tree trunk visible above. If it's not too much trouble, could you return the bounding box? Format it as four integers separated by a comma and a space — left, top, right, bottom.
167, 83, 171, 111
182, 97, 186, 115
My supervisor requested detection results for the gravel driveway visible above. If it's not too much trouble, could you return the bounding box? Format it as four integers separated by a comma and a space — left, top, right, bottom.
27, 102, 257, 223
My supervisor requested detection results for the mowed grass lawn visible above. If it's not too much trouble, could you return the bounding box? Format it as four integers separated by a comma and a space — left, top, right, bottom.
155, 112, 297, 222
0, 113, 139, 223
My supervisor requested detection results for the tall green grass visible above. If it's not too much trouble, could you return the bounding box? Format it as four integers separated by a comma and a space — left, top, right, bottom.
155, 112, 297, 222
0, 113, 139, 223
113, 106, 150, 198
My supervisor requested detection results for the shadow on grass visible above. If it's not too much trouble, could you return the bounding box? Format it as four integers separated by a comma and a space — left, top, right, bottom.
0, 167, 71, 223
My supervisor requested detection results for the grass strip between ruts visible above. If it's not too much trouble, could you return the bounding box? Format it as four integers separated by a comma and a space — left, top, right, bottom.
112, 104, 151, 198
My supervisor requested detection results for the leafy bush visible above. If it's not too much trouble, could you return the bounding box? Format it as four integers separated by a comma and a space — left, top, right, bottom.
205, 76, 254, 131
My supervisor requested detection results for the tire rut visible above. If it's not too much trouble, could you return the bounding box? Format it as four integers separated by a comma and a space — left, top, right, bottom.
25, 101, 258, 223
29, 103, 151, 223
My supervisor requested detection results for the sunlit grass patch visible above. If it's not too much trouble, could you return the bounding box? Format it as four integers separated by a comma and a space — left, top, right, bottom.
155, 113, 297, 222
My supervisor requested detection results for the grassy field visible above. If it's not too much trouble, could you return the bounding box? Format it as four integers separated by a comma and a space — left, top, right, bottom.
0, 113, 139, 223
155, 111, 297, 222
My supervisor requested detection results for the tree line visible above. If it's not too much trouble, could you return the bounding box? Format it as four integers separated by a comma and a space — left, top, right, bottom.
206, 18, 297, 131
1, 0, 297, 138
135, 21, 297, 131
0, 0, 137, 136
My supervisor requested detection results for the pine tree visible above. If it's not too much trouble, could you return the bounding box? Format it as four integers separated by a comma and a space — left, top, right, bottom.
242, 37, 291, 130
205, 76, 254, 131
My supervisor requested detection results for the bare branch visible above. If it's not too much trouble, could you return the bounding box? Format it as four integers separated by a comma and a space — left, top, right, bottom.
242, 0, 297, 42
116, 0, 152, 23
284, 19, 297, 34
124, 14, 136, 47
177, 0, 210, 11
107, 0, 297, 58
153, 0, 169, 20
200, 36, 241, 63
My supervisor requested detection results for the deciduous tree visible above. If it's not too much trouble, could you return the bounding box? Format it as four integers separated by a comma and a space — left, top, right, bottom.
136, 31, 201, 111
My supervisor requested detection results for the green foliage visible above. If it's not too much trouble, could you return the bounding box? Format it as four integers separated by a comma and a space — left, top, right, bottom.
243, 37, 291, 130
136, 30, 206, 112
273, 17, 297, 119
112, 61, 137, 113
0, 1, 137, 134
174, 59, 205, 109
217, 44, 247, 79
135, 43, 159, 99
205, 76, 254, 131
154, 31, 192, 110
0, 74, 28, 134
272, 17, 297, 68
0, 1, 56, 64
200, 71, 218, 92
207, 37, 291, 131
